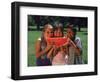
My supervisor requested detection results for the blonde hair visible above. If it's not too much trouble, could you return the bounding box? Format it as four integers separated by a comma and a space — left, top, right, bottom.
43, 24, 53, 32
41, 24, 53, 44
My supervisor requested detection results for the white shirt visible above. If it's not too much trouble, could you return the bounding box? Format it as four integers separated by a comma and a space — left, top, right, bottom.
75, 36, 82, 50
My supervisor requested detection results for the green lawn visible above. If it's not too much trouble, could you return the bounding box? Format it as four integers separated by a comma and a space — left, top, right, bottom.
28, 31, 42, 66
28, 28, 88, 66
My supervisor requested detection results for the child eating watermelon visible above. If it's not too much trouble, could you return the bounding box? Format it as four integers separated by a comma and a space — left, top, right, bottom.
65, 25, 84, 64
47, 23, 69, 65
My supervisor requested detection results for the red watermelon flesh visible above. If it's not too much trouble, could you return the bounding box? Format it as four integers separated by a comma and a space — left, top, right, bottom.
47, 37, 68, 47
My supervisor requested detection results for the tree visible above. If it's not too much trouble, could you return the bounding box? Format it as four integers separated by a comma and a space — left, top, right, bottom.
34, 16, 41, 30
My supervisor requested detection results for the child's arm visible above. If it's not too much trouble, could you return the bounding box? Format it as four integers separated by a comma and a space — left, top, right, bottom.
35, 41, 52, 58
47, 48, 54, 59
70, 39, 82, 56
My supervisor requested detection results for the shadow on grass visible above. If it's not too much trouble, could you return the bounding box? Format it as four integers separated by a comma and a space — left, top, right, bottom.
83, 32, 88, 35
28, 28, 42, 31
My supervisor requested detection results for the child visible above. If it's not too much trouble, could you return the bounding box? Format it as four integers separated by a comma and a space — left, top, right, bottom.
65, 25, 84, 64
35, 24, 54, 66
54, 23, 63, 37
50, 23, 69, 65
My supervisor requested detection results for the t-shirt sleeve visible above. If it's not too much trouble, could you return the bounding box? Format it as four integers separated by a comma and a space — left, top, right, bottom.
38, 37, 41, 41
75, 37, 82, 50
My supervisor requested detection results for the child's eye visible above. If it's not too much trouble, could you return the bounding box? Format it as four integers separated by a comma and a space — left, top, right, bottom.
47, 32, 49, 34
47, 32, 53, 34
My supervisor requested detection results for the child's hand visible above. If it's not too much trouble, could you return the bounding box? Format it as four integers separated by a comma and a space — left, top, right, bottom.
47, 47, 54, 59
53, 45, 57, 49
44, 44, 52, 53
62, 38, 70, 47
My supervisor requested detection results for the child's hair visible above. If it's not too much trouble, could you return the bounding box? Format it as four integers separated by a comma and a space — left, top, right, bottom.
54, 23, 63, 31
41, 24, 54, 43
67, 25, 77, 34
54, 23, 64, 37
43, 23, 53, 32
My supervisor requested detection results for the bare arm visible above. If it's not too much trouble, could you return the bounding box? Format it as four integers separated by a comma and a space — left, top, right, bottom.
47, 45, 59, 59
70, 39, 82, 56
35, 40, 52, 58
47, 48, 54, 59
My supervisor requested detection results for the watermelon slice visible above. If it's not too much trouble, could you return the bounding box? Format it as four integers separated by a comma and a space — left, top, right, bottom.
47, 37, 68, 47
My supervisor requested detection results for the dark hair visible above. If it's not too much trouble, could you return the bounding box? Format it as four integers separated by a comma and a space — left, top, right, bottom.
66, 25, 77, 41
67, 25, 77, 33
54, 23, 63, 31
54, 23, 64, 37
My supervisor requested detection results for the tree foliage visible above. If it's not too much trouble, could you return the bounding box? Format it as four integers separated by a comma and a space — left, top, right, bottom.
28, 15, 87, 31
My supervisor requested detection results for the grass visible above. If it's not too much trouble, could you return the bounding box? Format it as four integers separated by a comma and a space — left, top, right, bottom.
77, 29, 88, 64
28, 28, 88, 66
28, 31, 42, 66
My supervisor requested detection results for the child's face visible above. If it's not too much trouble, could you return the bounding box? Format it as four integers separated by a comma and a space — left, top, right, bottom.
54, 28, 63, 37
67, 28, 75, 39
44, 28, 53, 40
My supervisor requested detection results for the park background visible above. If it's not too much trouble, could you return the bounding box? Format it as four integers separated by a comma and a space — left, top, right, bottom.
28, 15, 88, 66
0, 0, 99, 82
